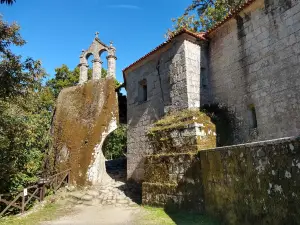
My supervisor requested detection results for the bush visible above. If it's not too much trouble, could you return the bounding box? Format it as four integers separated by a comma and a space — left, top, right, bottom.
102, 124, 127, 160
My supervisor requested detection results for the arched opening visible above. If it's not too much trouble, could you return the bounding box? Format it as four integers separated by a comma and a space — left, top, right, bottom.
99, 49, 108, 78
102, 124, 127, 182
201, 104, 236, 147
86, 52, 94, 80
102, 123, 141, 204
116, 84, 127, 124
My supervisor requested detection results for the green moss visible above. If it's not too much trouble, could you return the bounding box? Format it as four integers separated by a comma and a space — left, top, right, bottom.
149, 109, 212, 133
51, 78, 118, 185
200, 139, 300, 225
147, 109, 216, 154
143, 137, 300, 225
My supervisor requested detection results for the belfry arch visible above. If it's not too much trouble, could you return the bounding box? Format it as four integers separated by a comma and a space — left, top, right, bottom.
78, 32, 117, 84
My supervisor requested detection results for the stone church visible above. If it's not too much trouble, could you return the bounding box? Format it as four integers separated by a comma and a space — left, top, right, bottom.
123, 0, 300, 181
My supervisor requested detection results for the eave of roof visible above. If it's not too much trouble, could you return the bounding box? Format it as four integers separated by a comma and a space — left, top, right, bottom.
122, 28, 206, 74
122, 0, 257, 79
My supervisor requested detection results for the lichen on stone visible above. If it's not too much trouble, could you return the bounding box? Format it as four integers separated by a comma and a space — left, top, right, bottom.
147, 109, 216, 154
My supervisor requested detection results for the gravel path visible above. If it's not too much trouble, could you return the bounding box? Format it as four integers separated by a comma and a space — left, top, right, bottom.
40, 180, 145, 225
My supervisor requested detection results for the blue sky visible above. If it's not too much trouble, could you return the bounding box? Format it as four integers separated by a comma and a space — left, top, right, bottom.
1, 0, 191, 83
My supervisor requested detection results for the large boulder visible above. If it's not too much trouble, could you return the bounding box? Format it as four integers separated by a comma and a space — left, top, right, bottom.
51, 78, 118, 186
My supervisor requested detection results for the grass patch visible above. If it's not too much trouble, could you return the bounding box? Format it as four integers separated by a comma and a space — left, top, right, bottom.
142, 206, 219, 225
0, 200, 68, 225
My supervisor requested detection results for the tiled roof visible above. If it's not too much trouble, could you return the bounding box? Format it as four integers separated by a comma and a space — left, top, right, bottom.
123, 0, 257, 76
122, 29, 206, 74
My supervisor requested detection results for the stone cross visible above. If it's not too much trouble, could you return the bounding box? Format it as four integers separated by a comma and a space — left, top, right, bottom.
95, 32, 99, 38
110, 41, 113, 46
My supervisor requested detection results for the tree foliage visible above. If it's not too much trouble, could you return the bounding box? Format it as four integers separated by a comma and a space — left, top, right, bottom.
46, 65, 80, 98
167, 0, 246, 37
0, 17, 53, 193
102, 124, 127, 160
0, 15, 123, 195
46, 65, 108, 98
0, 17, 43, 100
0, 0, 15, 5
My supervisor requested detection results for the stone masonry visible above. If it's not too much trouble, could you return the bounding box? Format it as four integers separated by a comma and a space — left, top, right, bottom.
124, 34, 206, 181
208, 0, 300, 143
143, 136, 300, 225
79, 32, 117, 84
123, 0, 300, 182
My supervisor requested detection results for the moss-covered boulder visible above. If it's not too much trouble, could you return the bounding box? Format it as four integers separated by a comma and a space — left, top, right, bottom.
147, 109, 216, 154
51, 78, 118, 186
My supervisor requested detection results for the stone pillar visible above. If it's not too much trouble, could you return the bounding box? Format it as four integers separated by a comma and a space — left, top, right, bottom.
107, 42, 117, 78
79, 63, 88, 84
92, 58, 103, 80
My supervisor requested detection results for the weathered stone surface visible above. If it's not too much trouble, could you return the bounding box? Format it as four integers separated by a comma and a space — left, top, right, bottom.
208, 0, 300, 143
148, 110, 216, 154
79, 34, 117, 84
125, 35, 205, 182
67, 180, 140, 207
86, 190, 99, 197
143, 137, 300, 225
69, 192, 84, 200
51, 78, 118, 186
124, 0, 300, 183
81, 195, 93, 201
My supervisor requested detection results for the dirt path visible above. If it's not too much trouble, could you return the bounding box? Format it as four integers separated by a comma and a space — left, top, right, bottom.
40, 179, 146, 225
41, 204, 144, 225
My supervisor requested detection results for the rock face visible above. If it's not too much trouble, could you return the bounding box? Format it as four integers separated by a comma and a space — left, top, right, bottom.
51, 78, 118, 186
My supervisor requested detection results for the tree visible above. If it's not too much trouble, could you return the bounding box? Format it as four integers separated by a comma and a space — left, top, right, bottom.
0, 17, 52, 194
47, 64, 111, 98
167, 0, 245, 37
0, 0, 15, 5
46, 65, 80, 98
102, 124, 127, 160
0, 17, 43, 100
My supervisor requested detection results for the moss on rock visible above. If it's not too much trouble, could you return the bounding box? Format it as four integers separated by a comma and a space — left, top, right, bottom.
147, 109, 216, 154
51, 78, 118, 186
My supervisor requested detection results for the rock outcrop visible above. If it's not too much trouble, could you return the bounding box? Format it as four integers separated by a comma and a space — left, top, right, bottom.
51, 78, 118, 186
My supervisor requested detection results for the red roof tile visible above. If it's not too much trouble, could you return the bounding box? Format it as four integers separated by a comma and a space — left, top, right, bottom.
122, 29, 206, 74
123, 0, 257, 78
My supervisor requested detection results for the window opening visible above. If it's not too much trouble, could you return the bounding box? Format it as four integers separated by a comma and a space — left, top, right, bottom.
138, 79, 147, 103
201, 67, 207, 88
249, 104, 258, 129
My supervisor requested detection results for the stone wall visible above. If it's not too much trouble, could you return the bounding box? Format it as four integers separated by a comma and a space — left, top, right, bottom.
148, 110, 216, 154
143, 136, 300, 225
143, 153, 205, 212
51, 78, 118, 186
208, 0, 300, 143
125, 35, 205, 182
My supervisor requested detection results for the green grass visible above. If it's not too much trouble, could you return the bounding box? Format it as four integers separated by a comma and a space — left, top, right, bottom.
0, 200, 66, 225
141, 206, 220, 225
